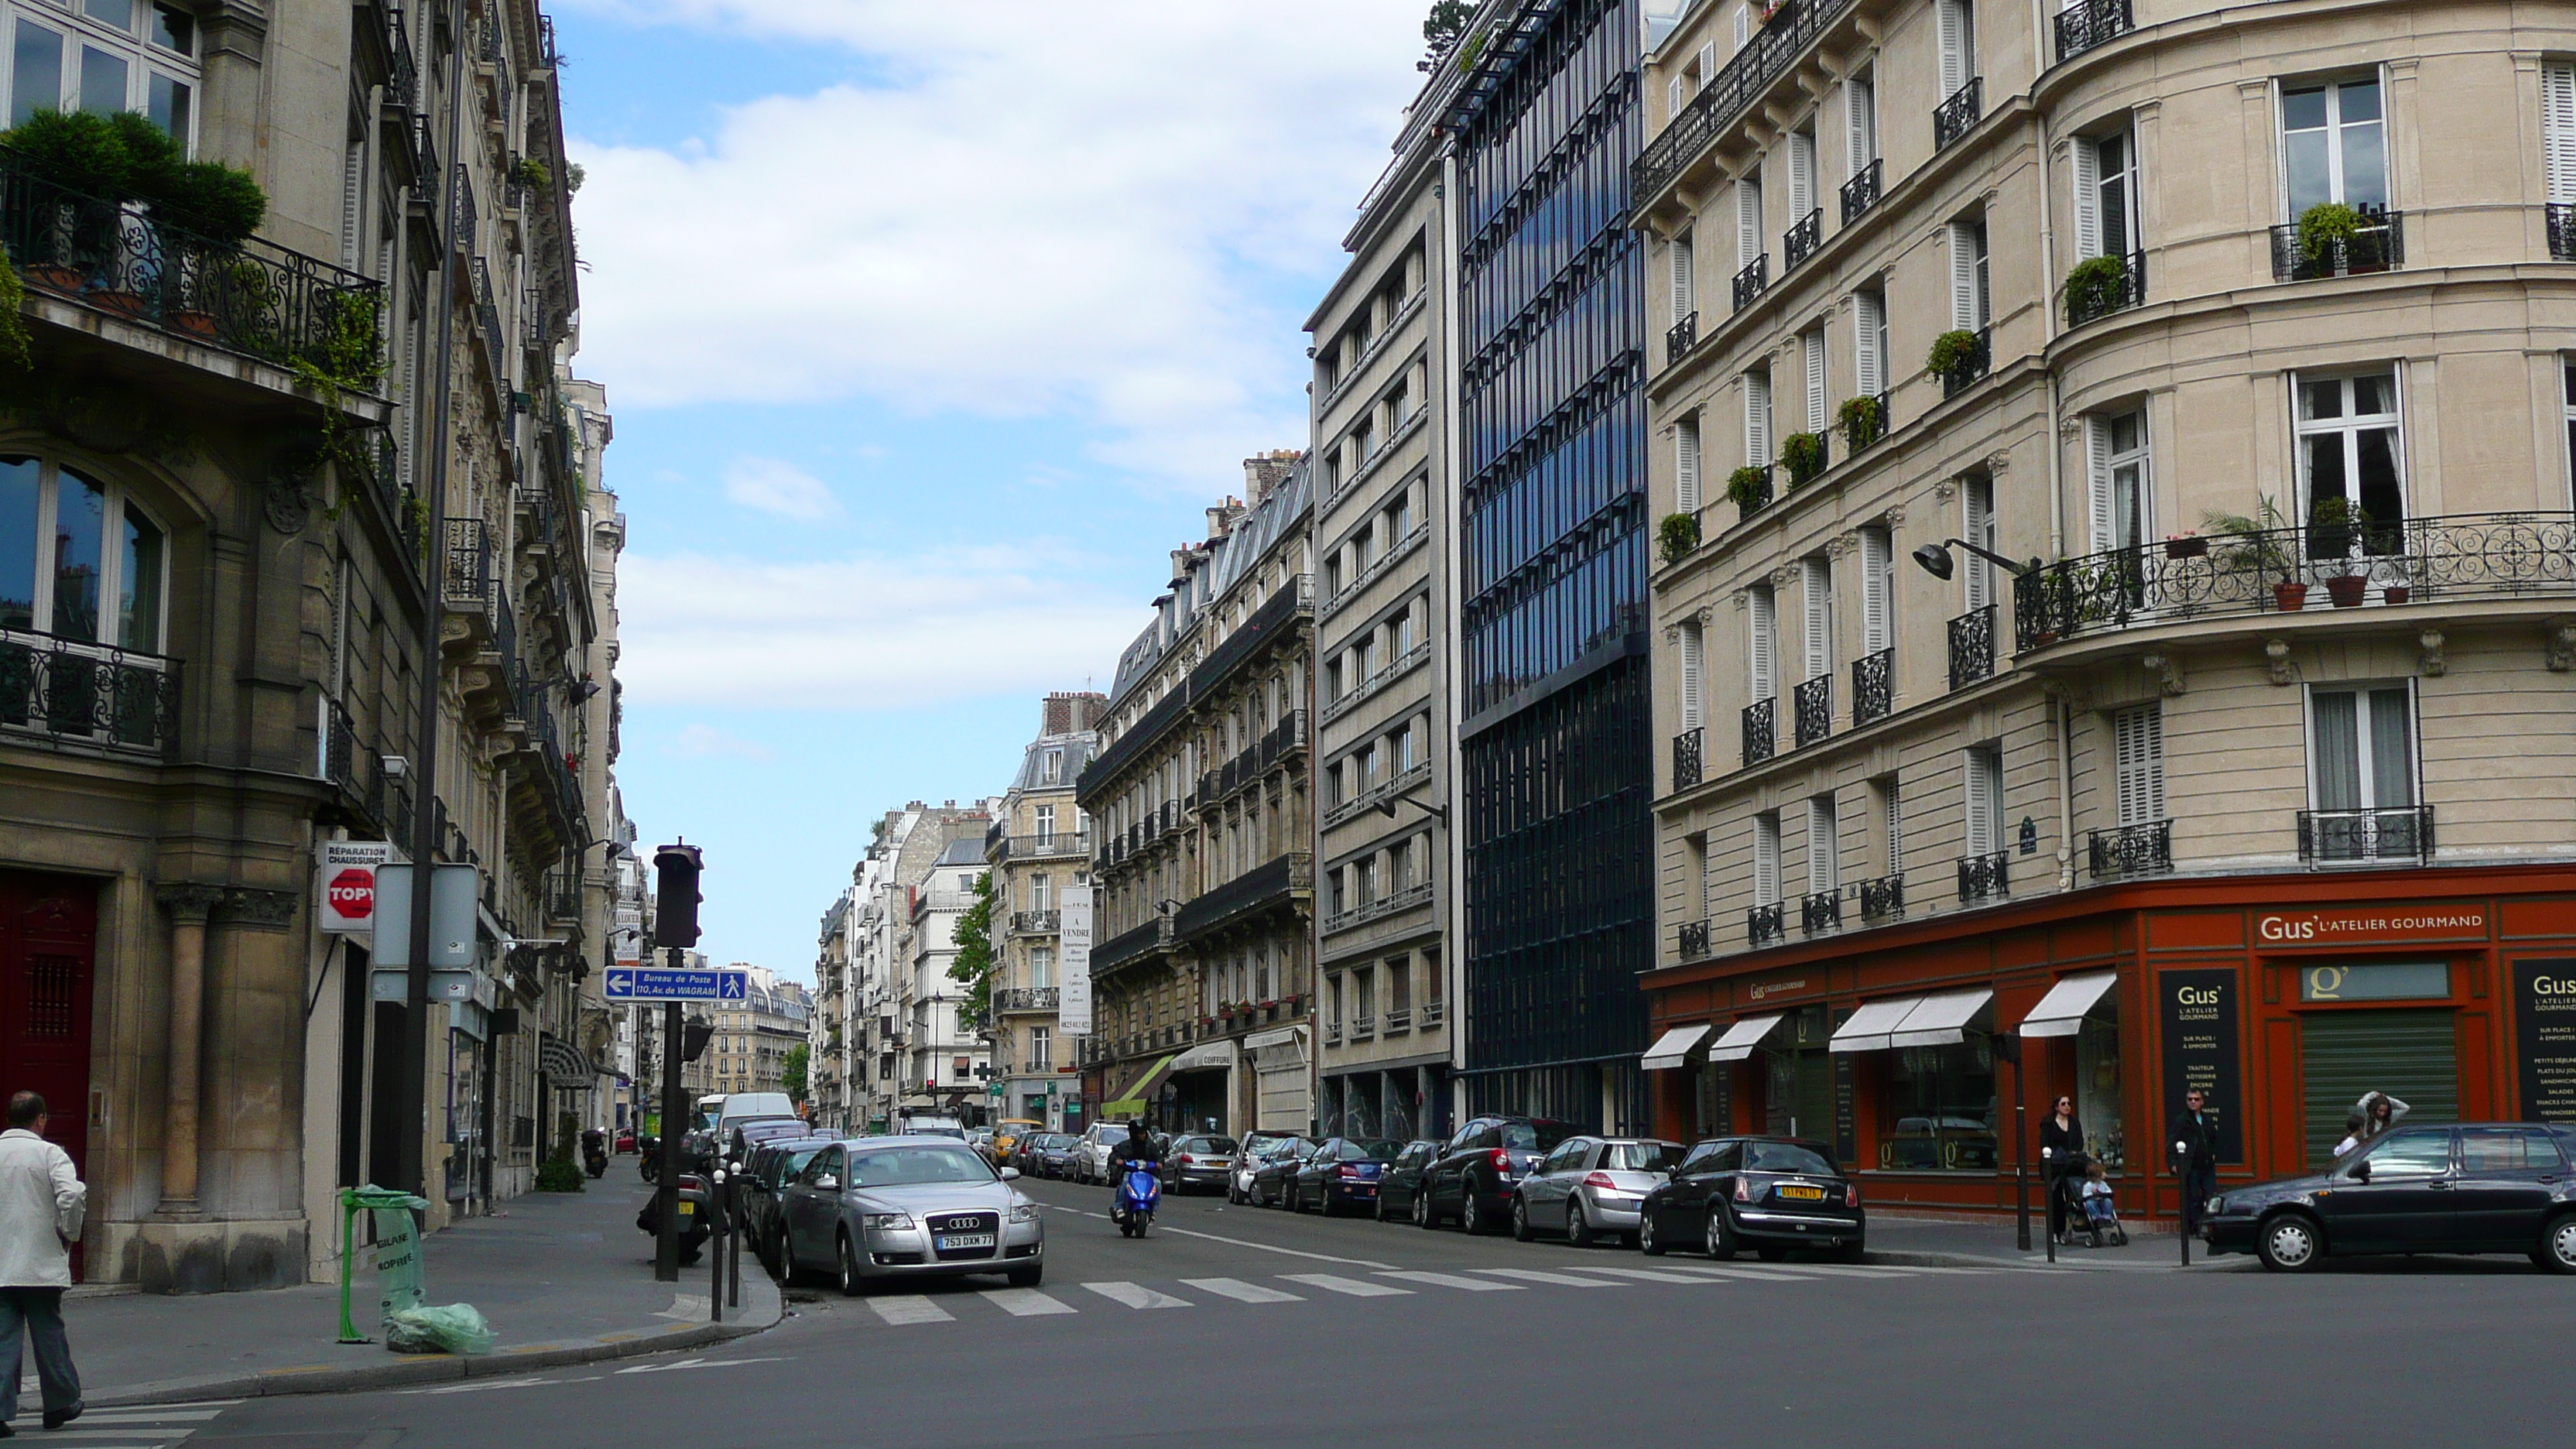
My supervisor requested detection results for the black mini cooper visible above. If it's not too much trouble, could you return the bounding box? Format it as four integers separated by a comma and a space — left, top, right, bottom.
1637, 1136, 1865, 1262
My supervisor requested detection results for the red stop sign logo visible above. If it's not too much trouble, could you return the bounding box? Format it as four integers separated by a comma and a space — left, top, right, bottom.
329, 868, 375, 921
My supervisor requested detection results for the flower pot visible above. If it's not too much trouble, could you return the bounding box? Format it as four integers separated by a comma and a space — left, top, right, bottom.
2032, 629, 2059, 648
172, 310, 218, 339
2273, 582, 2309, 611
2163, 537, 2208, 560
2381, 585, 2410, 605
2324, 575, 2368, 608
91, 289, 147, 319
25, 264, 85, 294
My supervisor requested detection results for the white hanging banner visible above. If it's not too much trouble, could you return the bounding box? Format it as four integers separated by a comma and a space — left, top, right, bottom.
1058, 885, 1094, 1036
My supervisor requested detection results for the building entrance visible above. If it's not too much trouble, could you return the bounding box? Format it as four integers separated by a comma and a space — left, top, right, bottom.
2300, 1007, 2459, 1170
0, 872, 97, 1276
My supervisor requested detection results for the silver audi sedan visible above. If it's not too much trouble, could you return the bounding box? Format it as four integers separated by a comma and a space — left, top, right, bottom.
777, 1136, 1045, 1293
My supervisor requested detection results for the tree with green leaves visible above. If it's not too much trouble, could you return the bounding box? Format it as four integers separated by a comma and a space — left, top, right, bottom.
1423, 0, 1475, 58
783, 1042, 809, 1102
948, 870, 996, 1033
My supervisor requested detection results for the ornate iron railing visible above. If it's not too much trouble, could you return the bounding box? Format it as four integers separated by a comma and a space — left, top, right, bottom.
1673, 726, 1704, 791
2088, 820, 2173, 877
1941, 325, 1992, 399
2054, 0, 2133, 62
1008, 910, 1061, 935
407, 113, 440, 214
2297, 806, 2434, 866
2, 146, 383, 379
1957, 849, 2010, 903
1667, 310, 1699, 365
994, 987, 1060, 1013
1793, 673, 1832, 748
1678, 918, 1712, 961
1747, 902, 1786, 947
1800, 889, 1841, 936
998, 833, 1091, 863
1948, 605, 1996, 689
1783, 207, 1823, 269
2014, 512, 2576, 652
1843, 389, 1889, 454
1633, 0, 1865, 203
1734, 464, 1774, 522
1858, 873, 1905, 923
443, 519, 491, 609
2065, 250, 2147, 327
2552, 203, 2576, 262
1743, 697, 1776, 767
1934, 77, 1983, 151
1852, 647, 1893, 726
0, 627, 181, 760
2269, 205, 2402, 281
1732, 253, 1769, 311
1839, 159, 1882, 226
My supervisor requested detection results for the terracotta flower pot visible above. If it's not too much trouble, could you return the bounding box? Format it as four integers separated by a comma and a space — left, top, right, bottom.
2163, 537, 2208, 560
91, 289, 147, 319
2324, 575, 2369, 608
172, 310, 218, 339
2382, 585, 2410, 605
2273, 582, 2309, 611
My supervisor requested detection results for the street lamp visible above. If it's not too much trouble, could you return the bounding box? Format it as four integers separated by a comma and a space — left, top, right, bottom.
1909, 538, 2043, 582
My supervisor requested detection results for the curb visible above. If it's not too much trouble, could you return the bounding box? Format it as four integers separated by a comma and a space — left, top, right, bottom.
1866, 1247, 2256, 1273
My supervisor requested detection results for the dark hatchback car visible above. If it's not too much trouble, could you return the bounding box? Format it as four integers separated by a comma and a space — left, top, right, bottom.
745, 1136, 835, 1275
1026, 1134, 1074, 1179
1249, 1138, 1321, 1208
1289, 1138, 1405, 1215
2204, 1122, 2576, 1273
1639, 1136, 1865, 1262
1422, 1116, 1578, 1235
1375, 1139, 1441, 1223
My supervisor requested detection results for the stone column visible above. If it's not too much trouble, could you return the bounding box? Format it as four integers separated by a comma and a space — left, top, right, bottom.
152, 884, 224, 1217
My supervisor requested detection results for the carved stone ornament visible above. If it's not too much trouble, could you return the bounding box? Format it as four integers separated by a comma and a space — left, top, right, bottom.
2139, 653, 2185, 697
2264, 636, 2297, 687
214, 887, 299, 929
154, 883, 226, 922
1933, 478, 1958, 504
2550, 621, 2576, 673
2419, 629, 2447, 678
263, 474, 316, 535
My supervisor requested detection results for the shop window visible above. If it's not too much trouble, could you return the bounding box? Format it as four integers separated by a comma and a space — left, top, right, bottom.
1878, 1041, 1998, 1171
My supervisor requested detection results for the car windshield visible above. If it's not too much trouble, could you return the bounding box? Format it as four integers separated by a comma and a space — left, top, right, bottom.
846, 1146, 995, 1187
1499, 1121, 1575, 1152
1744, 1142, 1835, 1175
775, 1146, 827, 1181
1606, 1142, 1685, 1173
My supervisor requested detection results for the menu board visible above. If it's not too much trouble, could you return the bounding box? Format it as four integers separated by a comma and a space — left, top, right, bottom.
2514, 958, 2576, 1125
1832, 1053, 1856, 1166
2157, 968, 2243, 1164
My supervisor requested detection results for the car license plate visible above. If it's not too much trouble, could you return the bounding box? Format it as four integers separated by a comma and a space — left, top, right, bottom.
1778, 1185, 1826, 1201
677, 1202, 694, 1217
937, 1233, 996, 1251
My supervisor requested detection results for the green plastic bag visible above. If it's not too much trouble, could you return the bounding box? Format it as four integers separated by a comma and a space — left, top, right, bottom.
368, 1201, 426, 1323
384, 1302, 496, 1356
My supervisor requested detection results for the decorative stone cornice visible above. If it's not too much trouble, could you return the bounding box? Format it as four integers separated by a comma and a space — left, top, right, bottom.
214, 887, 297, 929
155, 885, 225, 923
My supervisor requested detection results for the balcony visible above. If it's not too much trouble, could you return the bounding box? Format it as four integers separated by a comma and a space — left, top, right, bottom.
2270, 206, 2402, 282
1793, 674, 1831, 748
2553, 204, 2576, 262
2014, 512, 2576, 653
1838, 159, 1882, 226
1731, 254, 1769, 312
994, 987, 1060, 1014
996, 832, 1091, 864
1857, 873, 1905, 923
1091, 916, 1175, 976
0, 627, 181, 761
3, 146, 385, 392
1732, 464, 1773, 522
1633, 0, 1865, 204
1780, 207, 1824, 272
1851, 648, 1892, 727
1747, 902, 1786, 948
1800, 889, 1841, 936
2064, 250, 2147, 328
2054, 0, 2133, 62
1957, 850, 2010, 904
1933, 77, 1984, 152
1666, 310, 1698, 366
1842, 390, 1889, 455
1673, 726, 1704, 791
1420, 1000, 1444, 1029
1174, 851, 1312, 942
2298, 806, 2434, 866
1939, 325, 1991, 399
1948, 605, 1995, 690
1742, 697, 1776, 768
1677, 918, 1712, 961
1324, 760, 1431, 831
1190, 574, 1313, 696
1319, 640, 1429, 726
1322, 880, 1433, 936
1008, 909, 1061, 936
1384, 1007, 1411, 1035
1350, 1016, 1375, 1043
2089, 820, 2173, 878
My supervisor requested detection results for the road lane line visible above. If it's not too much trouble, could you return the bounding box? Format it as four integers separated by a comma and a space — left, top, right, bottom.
1084, 1281, 1193, 1310
981, 1288, 1078, 1316
868, 1296, 956, 1325
1779, 1264, 1920, 1278
1554, 1266, 1735, 1285
1641, 1264, 1818, 1283
1471, 1267, 1629, 1288
1377, 1269, 1524, 1292
1181, 1277, 1305, 1303
1281, 1273, 1412, 1298
1139, 1223, 1400, 1269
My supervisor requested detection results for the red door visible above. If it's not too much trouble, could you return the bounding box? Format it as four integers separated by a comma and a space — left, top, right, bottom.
0, 872, 98, 1278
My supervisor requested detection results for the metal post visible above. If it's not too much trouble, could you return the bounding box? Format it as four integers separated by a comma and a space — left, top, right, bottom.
2180, 1153, 2194, 1267
728, 1177, 742, 1309
2013, 1094, 2032, 1253
709, 1201, 724, 1324
654, 987, 683, 1282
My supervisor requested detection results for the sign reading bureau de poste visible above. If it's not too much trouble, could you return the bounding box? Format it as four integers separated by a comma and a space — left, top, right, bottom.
2253, 906, 2488, 947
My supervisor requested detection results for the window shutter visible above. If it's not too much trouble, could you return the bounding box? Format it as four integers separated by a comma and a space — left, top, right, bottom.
1808, 798, 1838, 893
1669, 74, 1685, 118
1937, 0, 1966, 98
1680, 623, 1704, 731
1846, 77, 1875, 173
1676, 416, 1701, 512
341, 141, 366, 272
1804, 330, 1828, 433
1754, 815, 1781, 906
1884, 778, 1905, 875
2549, 63, 2576, 203
1788, 132, 1814, 218
2072, 137, 2102, 259
1697, 41, 1718, 84
1745, 371, 1772, 464
1965, 749, 1995, 855
1965, 477, 1995, 611
1749, 587, 1776, 701
1733, 5, 1750, 52
1854, 290, 1884, 397
2115, 705, 2167, 826
1862, 528, 1892, 653
1948, 222, 1980, 331
1803, 557, 1832, 679
1737, 173, 1763, 265
1671, 233, 1694, 320
2085, 416, 2116, 553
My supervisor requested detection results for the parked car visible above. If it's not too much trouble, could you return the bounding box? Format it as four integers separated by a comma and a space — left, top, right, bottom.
778, 1136, 1043, 1293
1227, 1132, 1304, 1204
1248, 1138, 1321, 1208
1639, 1136, 1865, 1262
724, 1120, 819, 1224
1512, 1136, 1684, 1247
615, 1129, 637, 1153
2204, 1122, 2576, 1273
993, 1118, 1045, 1166
1070, 1122, 1135, 1184
1029, 1133, 1078, 1180
1163, 1135, 1240, 1194
1374, 1139, 1442, 1223
1420, 1116, 1578, 1235
745, 1136, 837, 1276
1290, 1139, 1404, 1216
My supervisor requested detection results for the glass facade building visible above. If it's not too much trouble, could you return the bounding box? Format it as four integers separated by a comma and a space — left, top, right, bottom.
1451, 0, 1651, 1130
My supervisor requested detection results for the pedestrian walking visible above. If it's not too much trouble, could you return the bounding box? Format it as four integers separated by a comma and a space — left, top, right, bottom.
2168, 1088, 2219, 1238
0, 1091, 85, 1435
2040, 1095, 2084, 1242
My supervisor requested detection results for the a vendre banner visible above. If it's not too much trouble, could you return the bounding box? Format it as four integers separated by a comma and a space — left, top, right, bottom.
317, 839, 398, 933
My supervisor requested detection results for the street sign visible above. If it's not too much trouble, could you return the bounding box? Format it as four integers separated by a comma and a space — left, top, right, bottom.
317, 839, 397, 933
602, 966, 748, 1003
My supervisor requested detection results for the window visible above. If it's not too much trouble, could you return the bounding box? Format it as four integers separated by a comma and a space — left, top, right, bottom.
1327, 973, 1343, 1029
1786, 128, 1816, 226
1753, 813, 1782, 906
1948, 221, 1990, 330
1962, 476, 1996, 612
1327, 867, 1347, 916
1325, 656, 1345, 702
1670, 231, 1695, 322
1028, 873, 1050, 911
2352, 1127, 2451, 1179
2295, 372, 2405, 543
1678, 620, 1704, 732
5, 1, 197, 139
2074, 127, 2139, 258
0, 454, 166, 650
1035, 804, 1056, 841
2459, 1126, 2564, 1172
1853, 289, 1887, 402
1353, 966, 1375, 1023
2112, 705, 2165, 827
1030, 947, 1053, 989
1801, 328, 1827, 435
1675, 415, 1701, 514
1735, 170, 1764, 268
1859, 526, 1893, 656
2281, 78, 2386, 215
2309, 685, 2416, 814
1393, 717, 1417, 772
1875, 774, 1904, 876
2086, 411, 2150, 553
1965, 745, 2005, 857
1845, 74, 1877, 173
2547, 64, 2576, 205
1389, 838, 1413, 890
1748, 584, 1776, 702
1744, 371, 1773, 466
1040, 751, 1063, 786
1936, 0, 1975, 98
1807, 796, 1838, 894
1800, 556, 1833, 681
2564, 361, 2576, 504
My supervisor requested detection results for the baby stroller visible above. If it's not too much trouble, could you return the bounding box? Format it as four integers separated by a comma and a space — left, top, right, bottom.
2050, 1153, 2128, 1248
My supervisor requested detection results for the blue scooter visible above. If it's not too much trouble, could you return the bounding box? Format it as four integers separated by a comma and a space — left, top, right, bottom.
1113, 1160, 1161, 1238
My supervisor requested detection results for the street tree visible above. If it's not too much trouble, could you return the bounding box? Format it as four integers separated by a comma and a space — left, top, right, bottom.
948, 869, 996, 1033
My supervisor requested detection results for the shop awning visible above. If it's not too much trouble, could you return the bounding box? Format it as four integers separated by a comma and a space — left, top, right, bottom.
1640, 1023, 1714, 1071
1887, 988, 1994, 1049
2016, 971, 2118, 1038
1828, 997, 1923, 1053
1244, 1026, 1305, 1054
1170, 1040, 1239, 1073
1706, 1012, 1789, 1062
1101, 1052, 1180, 1117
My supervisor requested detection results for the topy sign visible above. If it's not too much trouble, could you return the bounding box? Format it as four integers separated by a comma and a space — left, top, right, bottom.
602, 967, 748, 1002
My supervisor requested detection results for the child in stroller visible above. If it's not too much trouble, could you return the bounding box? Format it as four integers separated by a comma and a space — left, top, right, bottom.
2074, 1159, 2126, 1247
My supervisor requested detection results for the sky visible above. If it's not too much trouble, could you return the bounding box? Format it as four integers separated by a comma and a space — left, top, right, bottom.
553, 1, 1440, 982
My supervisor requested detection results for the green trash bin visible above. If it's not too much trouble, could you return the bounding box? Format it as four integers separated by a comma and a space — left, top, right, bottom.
337, 1186, 432, 1345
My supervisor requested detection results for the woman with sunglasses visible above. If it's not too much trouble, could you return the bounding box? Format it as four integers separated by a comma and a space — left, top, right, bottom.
2040, 1094, 2084, 1243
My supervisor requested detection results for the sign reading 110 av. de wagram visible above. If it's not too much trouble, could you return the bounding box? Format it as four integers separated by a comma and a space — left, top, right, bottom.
603, 967, 748, 1003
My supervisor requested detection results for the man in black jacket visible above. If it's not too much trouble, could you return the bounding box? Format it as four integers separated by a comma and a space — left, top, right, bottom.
2168, 1089, 2220, 1235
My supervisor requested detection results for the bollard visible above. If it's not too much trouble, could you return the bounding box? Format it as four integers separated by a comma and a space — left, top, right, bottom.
709, 1169, 727, 1324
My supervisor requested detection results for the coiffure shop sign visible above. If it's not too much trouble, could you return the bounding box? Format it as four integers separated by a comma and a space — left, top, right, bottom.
2254, 907, 2488, 947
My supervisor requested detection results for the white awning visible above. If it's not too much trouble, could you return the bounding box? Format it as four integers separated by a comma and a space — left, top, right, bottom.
1170, 1040, 1240, 1073
1887, 988, 1995, 1049
1828, 997, 1924, 1053
1640, 1023, 1714, 1071
2016, 971, 2118, 1039
1706, 1012, 1788, 1062
1243, 1027, 1303, 1052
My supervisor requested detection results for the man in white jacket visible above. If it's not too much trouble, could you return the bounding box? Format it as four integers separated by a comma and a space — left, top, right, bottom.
0, 1091, 84, 1435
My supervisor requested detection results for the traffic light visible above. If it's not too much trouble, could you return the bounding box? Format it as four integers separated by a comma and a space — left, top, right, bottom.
682, 1017, 715, 1064
653, 841, 704, 947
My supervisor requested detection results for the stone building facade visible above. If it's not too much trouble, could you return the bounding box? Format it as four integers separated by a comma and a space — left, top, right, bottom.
984, 692, 1102, 1133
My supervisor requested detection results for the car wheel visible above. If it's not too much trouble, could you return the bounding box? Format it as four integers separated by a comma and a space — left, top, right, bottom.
1567, 1199, 1593, 1249
1705, 1211, 1737, 1261
2256, 1212, 2324, 1273
1006, 1260, 1044, 1287
1460, 1190, 1487, 1235
2537, 1214, 2576, 1275
836, 1231, 865, 1297
1512, 1197, 1534, 1242
1415, 1190, 1434, 1229
1639, 1210, 1666, 1256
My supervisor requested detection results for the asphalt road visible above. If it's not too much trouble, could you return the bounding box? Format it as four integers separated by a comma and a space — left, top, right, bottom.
166, 1172, 2575, 1448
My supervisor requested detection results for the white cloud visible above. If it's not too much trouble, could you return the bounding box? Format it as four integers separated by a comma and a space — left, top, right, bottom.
562, 0, 1427, 481
723, 457, 841, 519
673, 724, 777, 762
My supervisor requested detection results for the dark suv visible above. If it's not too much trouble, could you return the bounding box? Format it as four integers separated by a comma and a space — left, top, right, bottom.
1420, 1116, 1577, 1235
1638, 1136, 1865, 1262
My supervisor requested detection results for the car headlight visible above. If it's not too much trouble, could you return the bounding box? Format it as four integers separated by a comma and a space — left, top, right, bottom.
862, 1212, 912, 1231
2207, 1196, 2225, 1217
1010, 1202, 1039, 1223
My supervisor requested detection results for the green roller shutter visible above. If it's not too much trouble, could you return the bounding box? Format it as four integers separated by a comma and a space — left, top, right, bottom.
2300, 1009, 2459, 1170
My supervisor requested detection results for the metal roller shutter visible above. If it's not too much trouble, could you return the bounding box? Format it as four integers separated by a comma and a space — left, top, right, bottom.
2300, 1009, 2459, 1170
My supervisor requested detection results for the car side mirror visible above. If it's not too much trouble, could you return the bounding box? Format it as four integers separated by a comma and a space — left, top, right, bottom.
814, 1174, 839, 1191
1000, 1166, 1021, 1180
2349, 1160, 2370, 1184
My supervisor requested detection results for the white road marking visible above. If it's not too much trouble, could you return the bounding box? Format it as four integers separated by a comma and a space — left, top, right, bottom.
1142, 1223, 1399, 1269
1557, 1266, 1736, 1285
981, 1288, 1077, 1317
1181, 1276, 1305, 1303
1471, 1267, 1629, 1288
1779, 1264, 1921, 1279
1084, 1281, 1193, 1310
60, 1411, 226, 1423
1658, 1265, 1820, 1283
1377, 1269, 1523, 1292
1281, 1273, 1413, 1298
396, 1376, 553, 1395
868, 1296, 957, 1325
612, 1355, 786, 1374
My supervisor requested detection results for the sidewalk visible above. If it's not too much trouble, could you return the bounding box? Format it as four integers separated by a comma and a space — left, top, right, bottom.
1868, 1211, 2256, 1272
61, 1171, 782, 1409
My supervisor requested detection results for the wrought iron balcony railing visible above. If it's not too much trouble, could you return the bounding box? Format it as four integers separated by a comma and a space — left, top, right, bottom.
996, 833, 1091, 864
1734, 464, 1773, 522
1800, 889, 1841, 936
2089, 820, 2173, 877
0, 626, 182, 760
1934, 77, 1984, 152
1793, 673, 1832, 748
1678, 918, 1712, 961
1858, 873, 1905, 923
1743, 697, 1776, 768
1948, 605, 1996, 690
2065, 250, 2147, 328
1747, 902, 1786, 947
994, 987, 1060, 1013
1008, 909, 1060, 935
2269, 206, 2402, 281
2054, 0, 2133, 63
1839, 159, 1882, 226
1732, 254, 1769, 311
1958, 849, 2010, 903
2015, 512, 2576, 652
1783, 207, 1823, 270
1633, 0, 1864, 203
1941, 325, 1992, 399
1843, 389, 1889, 454
1852, 647, 1893, 727
2552, 203, 2576, 262
2297, 806, 2434, 866
1667, 310, 1699, 365
1673, 726, 1704, 791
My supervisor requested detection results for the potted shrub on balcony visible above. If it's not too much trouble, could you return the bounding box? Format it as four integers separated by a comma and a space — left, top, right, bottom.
1779, 430, 1827, 488
2294, 201, 2365, 274
2063, 253, 2129, 323
1924, 328, 1981, 382
2163, 531, 2205, 560
1659, 511, 1701, 564
1837, 394, 1883, 450
2204, 498, 2303, 609
1726, 464, 1769, 515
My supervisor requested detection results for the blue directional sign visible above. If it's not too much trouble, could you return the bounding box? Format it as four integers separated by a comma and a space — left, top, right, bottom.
603, 966, 748, 1003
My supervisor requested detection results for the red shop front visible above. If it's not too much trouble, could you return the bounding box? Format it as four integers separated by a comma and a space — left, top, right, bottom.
1641, 865, 2576, 1223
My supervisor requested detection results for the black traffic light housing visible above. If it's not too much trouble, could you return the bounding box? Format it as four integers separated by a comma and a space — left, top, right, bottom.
681, 1016, 715, 1064
653, 841, 704, 947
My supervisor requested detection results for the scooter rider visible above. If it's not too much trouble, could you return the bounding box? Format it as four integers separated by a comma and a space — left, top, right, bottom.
1107, 1121, 1160, 1190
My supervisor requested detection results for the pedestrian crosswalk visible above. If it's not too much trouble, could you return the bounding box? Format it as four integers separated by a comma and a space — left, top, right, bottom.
845, 1259, 1995, 1327
3, 1401, 232, 1448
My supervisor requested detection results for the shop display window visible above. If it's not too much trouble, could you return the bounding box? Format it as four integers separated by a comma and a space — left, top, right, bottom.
2075, 1016, 2125, 1169
1877, 1040, 1997, 1170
